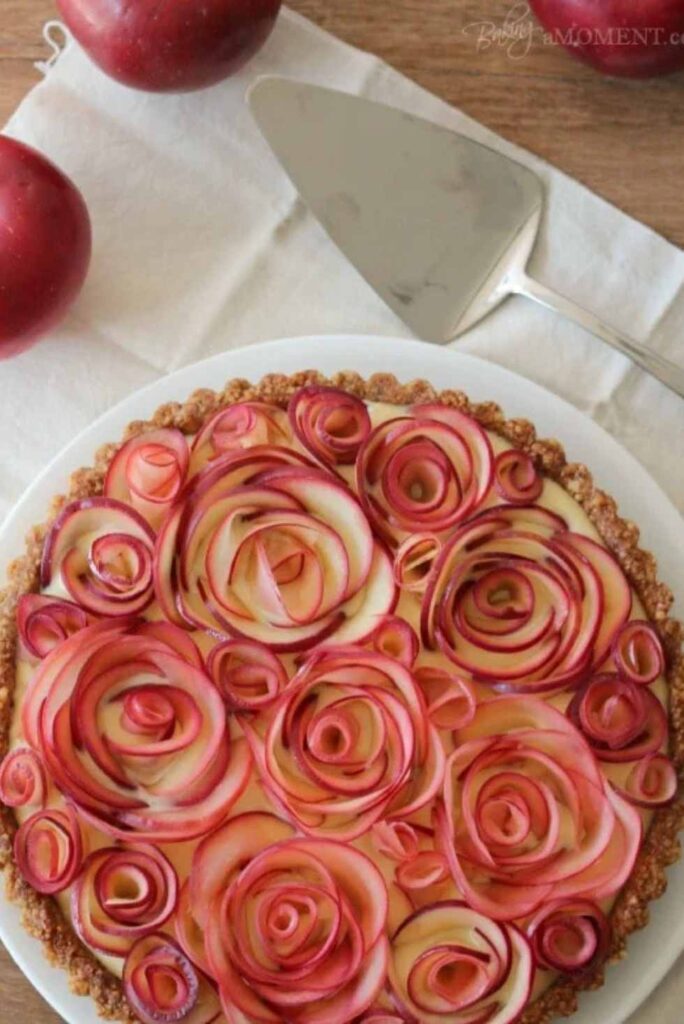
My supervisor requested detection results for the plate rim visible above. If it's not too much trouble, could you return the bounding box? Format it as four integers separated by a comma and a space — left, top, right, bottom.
0, 333, 682, 1024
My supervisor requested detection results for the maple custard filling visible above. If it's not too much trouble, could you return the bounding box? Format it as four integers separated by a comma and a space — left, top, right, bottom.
1, 388, 673, 1024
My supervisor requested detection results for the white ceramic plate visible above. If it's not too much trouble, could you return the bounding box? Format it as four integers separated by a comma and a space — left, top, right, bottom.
0, 335, 682, 1024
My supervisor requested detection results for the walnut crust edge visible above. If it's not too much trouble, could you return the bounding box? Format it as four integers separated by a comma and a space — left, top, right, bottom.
0, 369, 681, 1024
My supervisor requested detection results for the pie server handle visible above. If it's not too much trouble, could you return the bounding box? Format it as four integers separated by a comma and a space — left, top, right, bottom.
515, 272, 684, 400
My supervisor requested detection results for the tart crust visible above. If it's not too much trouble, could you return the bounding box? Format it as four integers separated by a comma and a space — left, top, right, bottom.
0, 369, 682, 1024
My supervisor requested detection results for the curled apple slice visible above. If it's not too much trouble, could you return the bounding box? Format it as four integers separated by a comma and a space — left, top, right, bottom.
105, 429, 189, 528
396, 851, 450, 893
393, 533, 441, 593
372, 822, 450, 898
414, 666, 476, 731
41, 498, 156, 617
494, 449, 543, 504
17, 594, 91, 659
0, 748, 47, 808
190, 401, 291, 475
357, 1012, 407, 1024
72, 844, 178, 956
618, 753, 678, 807
612, 619, 665, 685
175, 880, 213, 976
389, 901, 533, 1024
14, 806, 83, 894
526, 899, 609, 974
356, 405, 493, 545
207, 638, 288, 711
372, 616, 419, 668
289, 386, 371, 467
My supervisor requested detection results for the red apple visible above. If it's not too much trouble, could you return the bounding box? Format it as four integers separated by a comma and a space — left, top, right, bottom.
56, 0, 283, 93
529, 0, 684, 77
0, 137, 91, 359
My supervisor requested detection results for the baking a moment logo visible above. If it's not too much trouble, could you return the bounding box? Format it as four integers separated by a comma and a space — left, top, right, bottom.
463, 1, 684, 60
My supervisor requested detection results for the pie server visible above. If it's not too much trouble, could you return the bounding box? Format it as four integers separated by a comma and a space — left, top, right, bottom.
249, 76, 684, 400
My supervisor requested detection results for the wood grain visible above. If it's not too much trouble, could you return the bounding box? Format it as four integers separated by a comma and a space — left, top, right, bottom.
0, 1, 682, 1020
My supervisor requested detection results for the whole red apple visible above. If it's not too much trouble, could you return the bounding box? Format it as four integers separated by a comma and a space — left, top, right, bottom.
530, 0, 684, 77
56, 0, 282, 92
0, 137, 91, 359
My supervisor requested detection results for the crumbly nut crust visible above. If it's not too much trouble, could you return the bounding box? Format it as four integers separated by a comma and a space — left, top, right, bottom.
0, 370, 681, 1024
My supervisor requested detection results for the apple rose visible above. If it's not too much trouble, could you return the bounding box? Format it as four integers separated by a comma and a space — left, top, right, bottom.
40, 497, 156, 617
525, 899, 609, 974
105, 428, 190, 529
123, 932, 221, 1024
288, 386, 371, 467
72, 844, 178, 956
14, 806, 83, 894
388, 902, 533, 1024
356, 403, 493, 545
422, 505, 632, 692
21, 619, 250, 842
190, 401, 291, 475
493, 449, 543, 504
155, 447, 396, 652
437, 697, 642, 920
244, 646, 445, 840
191, 813, 388, 1024
618, 753, 678, 808
612, 619, 665, 686
567, 673, 668, 762
17, 594, 91, 659
0, 747, 47, 808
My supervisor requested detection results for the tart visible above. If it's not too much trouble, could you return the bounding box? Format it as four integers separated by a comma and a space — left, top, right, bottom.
0, 370, 682, 1024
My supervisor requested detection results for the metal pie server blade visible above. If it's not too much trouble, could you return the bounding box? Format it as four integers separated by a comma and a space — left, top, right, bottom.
249, 76, 684, 398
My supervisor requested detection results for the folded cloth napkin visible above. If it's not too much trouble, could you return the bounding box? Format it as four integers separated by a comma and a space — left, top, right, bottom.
1, 8, 683, 1021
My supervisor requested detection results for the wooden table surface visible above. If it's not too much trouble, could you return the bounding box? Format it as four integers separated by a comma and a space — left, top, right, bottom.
0, 1, 682, 1020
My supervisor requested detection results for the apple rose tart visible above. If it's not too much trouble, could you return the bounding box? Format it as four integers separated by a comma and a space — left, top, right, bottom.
0, 371, 681, 1024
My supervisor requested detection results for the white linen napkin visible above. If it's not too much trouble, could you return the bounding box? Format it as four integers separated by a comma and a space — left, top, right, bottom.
1, 9, 683, 1021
